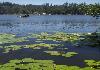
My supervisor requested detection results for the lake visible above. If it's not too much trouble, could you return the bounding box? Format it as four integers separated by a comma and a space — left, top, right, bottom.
0, 15, 100, 69
0, 15, 100, 36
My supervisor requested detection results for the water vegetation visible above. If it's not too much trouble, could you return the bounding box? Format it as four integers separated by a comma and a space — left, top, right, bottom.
85, 60, 100, 69
25, 43, 63, 49
0, 32, 80, 44
44, 51, 78, 58
0, 32, 99, 53
0, 43, 62, 53
44, 51, 61, 56
76, 32, 100, 47
0, 33, 27, 44
35, 40, 43, 43
0, 32, 100, 70
0, 58, 96, 70
2, 45, 22, 53
29, 32, 80, 42
62, 52, 78, 58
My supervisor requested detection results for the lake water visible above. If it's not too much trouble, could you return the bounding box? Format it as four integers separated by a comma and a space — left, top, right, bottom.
0, 15, 100, 67
0, 15, 100, 36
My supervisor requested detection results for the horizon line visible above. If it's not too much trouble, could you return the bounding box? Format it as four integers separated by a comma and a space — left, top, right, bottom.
0, 1, 100, 5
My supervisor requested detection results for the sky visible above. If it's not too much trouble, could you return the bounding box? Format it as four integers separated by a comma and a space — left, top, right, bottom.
0, 0, 100, 5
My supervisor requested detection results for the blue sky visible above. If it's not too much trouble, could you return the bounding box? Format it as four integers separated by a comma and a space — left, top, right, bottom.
0, 0, 100, 5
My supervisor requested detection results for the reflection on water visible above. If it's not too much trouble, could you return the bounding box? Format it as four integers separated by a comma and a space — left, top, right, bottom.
0, 15, 100, 35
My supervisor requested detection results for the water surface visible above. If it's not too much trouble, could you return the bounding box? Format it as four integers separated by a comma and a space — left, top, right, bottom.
0, 15, 100, 67
0, 15, 100, 36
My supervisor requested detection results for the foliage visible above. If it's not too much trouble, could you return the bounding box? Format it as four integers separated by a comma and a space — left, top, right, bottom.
0, 2, 100, 16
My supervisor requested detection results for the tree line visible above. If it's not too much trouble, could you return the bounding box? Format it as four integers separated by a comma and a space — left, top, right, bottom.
0, 2, 100, 16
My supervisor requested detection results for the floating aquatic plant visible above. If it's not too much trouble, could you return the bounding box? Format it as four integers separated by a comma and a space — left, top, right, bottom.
25, 43, 63, 49
0, 43, 63, 53
2, 45, 22, 53
78, 32, 100, 47
44, 51, 78, 58
62, 52, 78, 58
85, 60, 100, 69
28, 32, 80, 42
44, 51, 61, 56
35, 40, 43, 43
0, 33, 27, 44
0, 58, 96, 70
